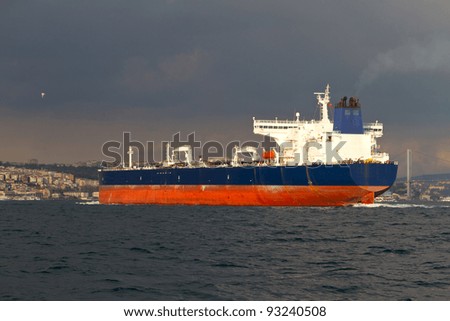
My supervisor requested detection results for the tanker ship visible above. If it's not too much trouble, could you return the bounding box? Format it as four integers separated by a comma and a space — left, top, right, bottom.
99, 85, 397, 206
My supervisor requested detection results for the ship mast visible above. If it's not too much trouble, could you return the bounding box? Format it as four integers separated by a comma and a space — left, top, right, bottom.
314, 84, 331, 124
128, 146, 134, 169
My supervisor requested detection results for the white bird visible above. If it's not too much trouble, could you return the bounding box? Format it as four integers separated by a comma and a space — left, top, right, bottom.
41, 92, 45, 99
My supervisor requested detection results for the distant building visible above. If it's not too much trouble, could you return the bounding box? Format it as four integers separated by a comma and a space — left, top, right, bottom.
42, 189, 51, 199
75, 178, 98, 187
420, 194, 432, 201
64, 191, 89, 199
429, 185, 445, 191
64, 174, 75, 182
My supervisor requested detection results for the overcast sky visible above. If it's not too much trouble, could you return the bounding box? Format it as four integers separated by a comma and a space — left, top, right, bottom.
1, 0, 449, 176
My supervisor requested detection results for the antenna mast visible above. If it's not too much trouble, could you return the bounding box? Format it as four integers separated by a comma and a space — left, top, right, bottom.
314, 84, 331, 123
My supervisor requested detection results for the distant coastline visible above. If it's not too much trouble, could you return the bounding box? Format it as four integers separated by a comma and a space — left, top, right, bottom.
0, 161, 99, 201
383, 173, 450, 202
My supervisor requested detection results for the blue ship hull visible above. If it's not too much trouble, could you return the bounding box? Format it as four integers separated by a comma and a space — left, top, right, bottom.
99, 163, 398, 206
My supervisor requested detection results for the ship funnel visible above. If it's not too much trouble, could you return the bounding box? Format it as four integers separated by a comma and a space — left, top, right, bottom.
333, 96, 363, 134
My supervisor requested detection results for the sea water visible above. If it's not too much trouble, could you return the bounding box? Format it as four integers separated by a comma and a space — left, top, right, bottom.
1, 201, 449, 300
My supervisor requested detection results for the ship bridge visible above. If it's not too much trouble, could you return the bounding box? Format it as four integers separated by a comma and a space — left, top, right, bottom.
364, 121, 383, 138
252, 84, 390, 165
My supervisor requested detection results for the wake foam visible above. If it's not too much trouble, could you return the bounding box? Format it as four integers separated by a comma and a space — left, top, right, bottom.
353, 202, 450, 209
76, 200, 100, 205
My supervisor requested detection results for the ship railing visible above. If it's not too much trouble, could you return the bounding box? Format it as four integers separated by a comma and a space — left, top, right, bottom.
370, 152, 390, 161
254, 119, 301, 124
253, 119, 318, 130
363, 122, 383, 130
254, 125, 299, 130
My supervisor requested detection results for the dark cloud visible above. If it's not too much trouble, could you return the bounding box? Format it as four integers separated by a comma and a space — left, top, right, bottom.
0, 1, 449, 174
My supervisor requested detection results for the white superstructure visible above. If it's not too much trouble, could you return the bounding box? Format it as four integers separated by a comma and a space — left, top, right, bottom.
253, 84, 390, 166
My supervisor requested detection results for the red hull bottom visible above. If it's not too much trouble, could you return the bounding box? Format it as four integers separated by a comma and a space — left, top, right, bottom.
99, 185, 389, 206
